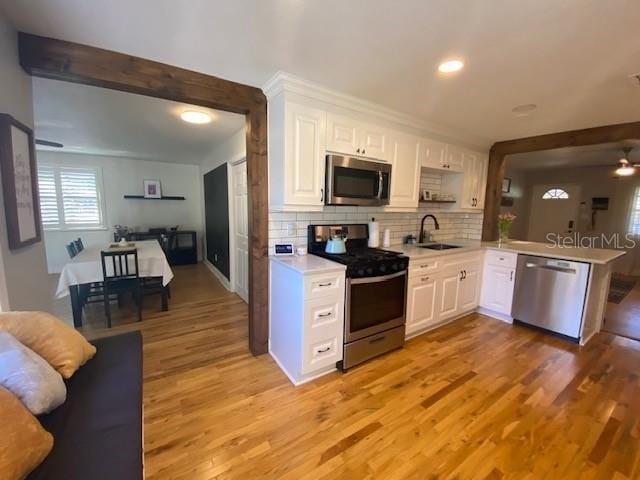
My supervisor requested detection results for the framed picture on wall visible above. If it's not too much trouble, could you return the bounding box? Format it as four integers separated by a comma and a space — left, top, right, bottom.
143, 179, 162, 198
502, 177, 512, 193
0, 114, 41, 250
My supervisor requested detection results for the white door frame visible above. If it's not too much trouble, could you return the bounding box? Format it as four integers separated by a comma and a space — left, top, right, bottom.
227, 154, 247, 300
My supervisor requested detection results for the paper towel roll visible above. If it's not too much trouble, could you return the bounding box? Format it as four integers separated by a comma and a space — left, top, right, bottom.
368, 218, 379, 248
382, 228, 391, 248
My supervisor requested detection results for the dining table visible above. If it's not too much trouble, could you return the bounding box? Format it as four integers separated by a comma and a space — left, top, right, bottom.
56, 240, 174, 327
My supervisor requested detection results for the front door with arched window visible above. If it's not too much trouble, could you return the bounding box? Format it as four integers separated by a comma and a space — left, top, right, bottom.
527, 184, 582, 242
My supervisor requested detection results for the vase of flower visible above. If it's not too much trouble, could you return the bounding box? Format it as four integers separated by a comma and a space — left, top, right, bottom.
497, 212, 517, 244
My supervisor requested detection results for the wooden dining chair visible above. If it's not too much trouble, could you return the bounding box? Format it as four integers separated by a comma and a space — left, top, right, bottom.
100, 249, 142, 327
66, 243, 78, 259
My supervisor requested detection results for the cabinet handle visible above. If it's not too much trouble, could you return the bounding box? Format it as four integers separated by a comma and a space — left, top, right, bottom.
316, 346, 331, 354
510, 271, 514, 281
459, 271, 463, 280
421, 276, 430, 282
357, 148, 361, 154
318, 312, 333, 318
419, 263, 430, 269
362, 149, 366, 154
318, 282, 333, 287
321, 187, 324, 203
464, 270, 467, 279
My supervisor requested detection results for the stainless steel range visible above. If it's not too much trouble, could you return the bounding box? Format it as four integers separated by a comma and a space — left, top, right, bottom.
308, 224, 409, 371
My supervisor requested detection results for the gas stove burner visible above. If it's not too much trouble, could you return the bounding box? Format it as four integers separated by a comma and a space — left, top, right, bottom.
308, 224, 408, 278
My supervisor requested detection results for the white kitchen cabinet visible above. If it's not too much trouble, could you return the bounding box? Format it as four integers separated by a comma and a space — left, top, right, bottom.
457, 261, 482, 312
326, 113, 391, 162
460, 151, 487, 210
421, 138, 448, 170
406, 252, 483, 337
389, 134, 421, 208
406, 274, 438, 335
269, 96, 327, 211
445, 145, 465, 172
436, 271, 460, 320
479, 251, 518, 321
269, 258, 346, 385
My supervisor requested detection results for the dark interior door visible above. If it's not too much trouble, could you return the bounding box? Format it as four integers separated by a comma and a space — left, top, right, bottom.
203, 165, 230, 279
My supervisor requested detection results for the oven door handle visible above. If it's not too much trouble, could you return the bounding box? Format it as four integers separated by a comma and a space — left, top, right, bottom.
349, 270, 406, 285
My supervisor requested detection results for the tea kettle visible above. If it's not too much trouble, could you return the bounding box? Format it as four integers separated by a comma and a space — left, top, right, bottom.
325, 233, 347, 254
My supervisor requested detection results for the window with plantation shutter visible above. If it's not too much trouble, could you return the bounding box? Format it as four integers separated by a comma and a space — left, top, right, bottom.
37, 165, 105, 230
629, 187, 640, 235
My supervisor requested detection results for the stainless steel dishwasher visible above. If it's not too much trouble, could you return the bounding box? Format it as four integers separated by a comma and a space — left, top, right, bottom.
512, 255, 590, 340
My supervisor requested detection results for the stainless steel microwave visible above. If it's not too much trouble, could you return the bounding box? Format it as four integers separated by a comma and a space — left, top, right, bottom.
325, 155, 391, 206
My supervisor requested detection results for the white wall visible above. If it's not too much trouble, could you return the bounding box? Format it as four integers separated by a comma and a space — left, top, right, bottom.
39, 151, 204, 273
0, 15, 52, 312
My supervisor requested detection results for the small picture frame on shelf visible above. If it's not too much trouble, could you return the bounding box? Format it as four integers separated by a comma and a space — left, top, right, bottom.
502, 177, 512, 193
143, 179, 162, 198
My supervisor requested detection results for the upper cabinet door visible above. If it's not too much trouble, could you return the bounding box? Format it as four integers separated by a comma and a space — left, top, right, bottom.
285, 102, 327, 206
360, 124, 391, 162
421, 138, 448, 170
446, 145, 465, 172
461, 151, 487, 209
389, 134, 421, 208
326, 113, 360, 156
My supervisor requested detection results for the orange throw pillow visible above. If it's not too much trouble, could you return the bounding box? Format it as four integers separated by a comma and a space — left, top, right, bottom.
0, 386, 53, 479
0, 312, 96, 379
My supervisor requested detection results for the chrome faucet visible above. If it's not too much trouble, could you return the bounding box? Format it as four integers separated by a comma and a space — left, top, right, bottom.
419, 214, 440, 243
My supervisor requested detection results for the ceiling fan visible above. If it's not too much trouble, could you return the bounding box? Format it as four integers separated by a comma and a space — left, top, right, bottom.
614, 147, 638, 176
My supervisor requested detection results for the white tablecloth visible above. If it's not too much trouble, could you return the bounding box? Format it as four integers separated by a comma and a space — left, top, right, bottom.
56, 240, 174, 298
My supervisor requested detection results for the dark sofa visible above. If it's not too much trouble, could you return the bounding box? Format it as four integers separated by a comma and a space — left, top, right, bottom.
28, 331, 143, 480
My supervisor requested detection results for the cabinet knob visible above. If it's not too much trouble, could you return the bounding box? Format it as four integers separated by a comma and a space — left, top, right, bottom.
362, 149, 366, 154
321, 188, 324, 203
421, 276, 430, 282
356, 148, 361, 154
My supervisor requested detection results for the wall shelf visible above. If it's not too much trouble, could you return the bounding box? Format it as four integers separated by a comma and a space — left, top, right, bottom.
123, 195, 185, 201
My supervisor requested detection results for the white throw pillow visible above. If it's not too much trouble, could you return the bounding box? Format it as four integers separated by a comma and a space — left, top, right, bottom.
0, 331, 66, 415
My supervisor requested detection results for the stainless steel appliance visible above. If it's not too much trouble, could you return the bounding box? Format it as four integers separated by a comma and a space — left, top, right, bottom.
512, 255, 590, 340
325, 155, 391, 206
308, 224, 408, 370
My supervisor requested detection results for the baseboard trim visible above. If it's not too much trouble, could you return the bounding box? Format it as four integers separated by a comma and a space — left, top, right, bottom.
269, 348, 337, 386
203, 260, 232, 291
477, 307, 513, 324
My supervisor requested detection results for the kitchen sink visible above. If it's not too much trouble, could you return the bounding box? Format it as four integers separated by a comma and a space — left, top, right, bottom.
419, 243, 461, 250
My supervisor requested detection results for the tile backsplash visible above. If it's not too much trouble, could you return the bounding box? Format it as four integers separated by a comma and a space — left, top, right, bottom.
269, 168, 483, 248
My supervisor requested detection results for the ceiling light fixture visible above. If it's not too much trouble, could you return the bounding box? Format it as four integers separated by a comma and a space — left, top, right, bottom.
180, 111, 212, 124
438, 59, 464, 73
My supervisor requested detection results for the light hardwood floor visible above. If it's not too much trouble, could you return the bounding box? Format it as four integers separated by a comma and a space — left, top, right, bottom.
70, 264, 640, 479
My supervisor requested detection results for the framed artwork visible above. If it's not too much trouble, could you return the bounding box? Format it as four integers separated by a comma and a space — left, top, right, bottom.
0, 114, 41, 250
502, 177, 512, 193
143, 179, 162, 198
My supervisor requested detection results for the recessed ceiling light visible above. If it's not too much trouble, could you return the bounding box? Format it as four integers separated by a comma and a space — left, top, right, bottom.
180, 111, 212, 124
438, 59, 464, 73
512, 104, 537, 117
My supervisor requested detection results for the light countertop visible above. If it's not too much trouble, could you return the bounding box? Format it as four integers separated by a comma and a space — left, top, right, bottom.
269, 254, 346, 275
481, 240, 626, 265
385, 239, 625, 265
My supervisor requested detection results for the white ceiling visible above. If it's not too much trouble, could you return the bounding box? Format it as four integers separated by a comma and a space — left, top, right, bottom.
506, 141, 640, 171
3, 0, 640, 147
32, 77, 245, 163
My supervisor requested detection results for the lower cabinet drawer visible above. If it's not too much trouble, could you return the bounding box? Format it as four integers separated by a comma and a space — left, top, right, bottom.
301, 334, 342, 375
304, 297, 343, 340
304, 272, 344, 299
485, 249, 518, 268
409, 258, 440, 277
